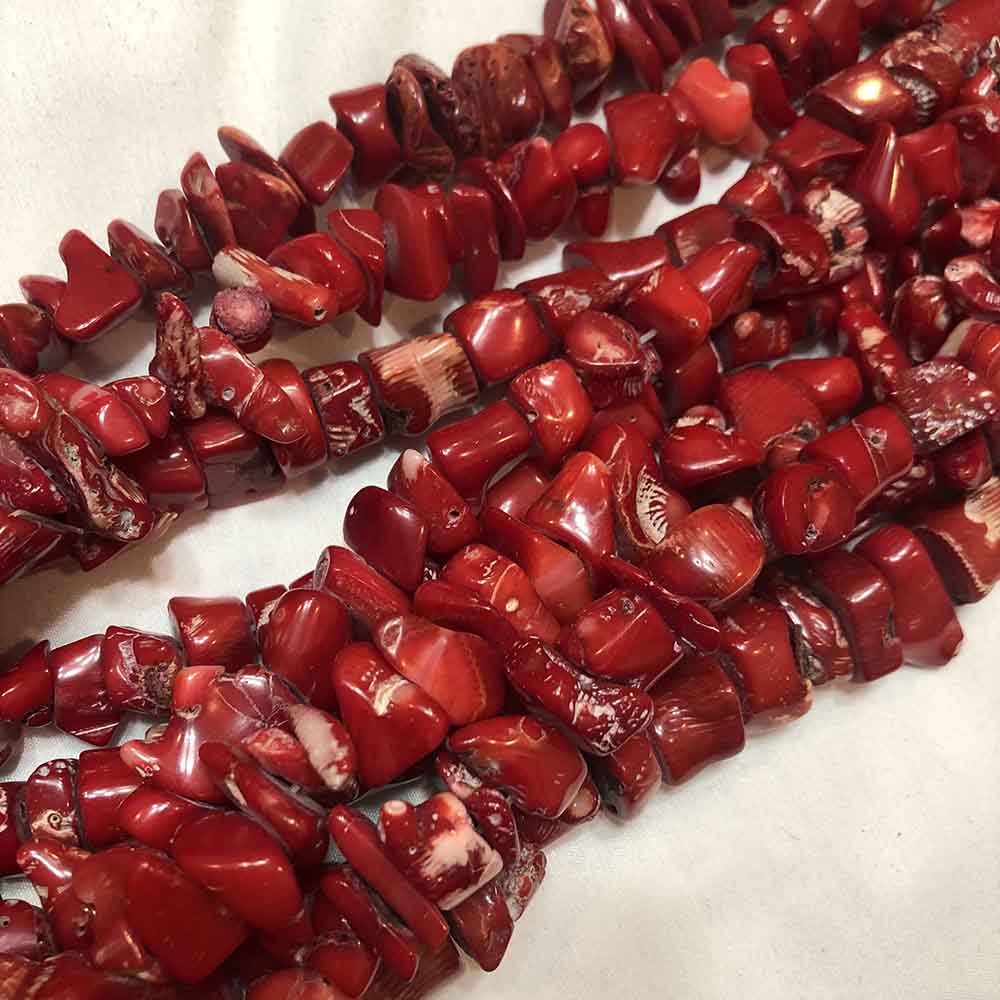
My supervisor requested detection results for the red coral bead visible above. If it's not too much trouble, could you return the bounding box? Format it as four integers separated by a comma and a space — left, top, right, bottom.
648, 653, 745, 783
167, 595, 255, 668
856, 523, 963, 666
106, 219, 192, 299
153, 189, 213, 272
604, 91, 678, 185
343, 486, 429, 593
807, 62, 916, 138
328, 84, 402, 189
673, 58, 751, 146
50, 635, 120, 747
499, 137, 577, 241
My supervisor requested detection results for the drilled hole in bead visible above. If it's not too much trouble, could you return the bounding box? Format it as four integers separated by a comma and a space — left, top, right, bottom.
447, 508, 462, 522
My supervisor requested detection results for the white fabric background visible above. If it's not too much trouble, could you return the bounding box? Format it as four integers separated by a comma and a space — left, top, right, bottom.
0, 2, 998, 997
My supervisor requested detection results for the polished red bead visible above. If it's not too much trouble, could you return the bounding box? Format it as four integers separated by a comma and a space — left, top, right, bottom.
444, 290, 551, 386
565, 235, 669, 291
249, 970, 343, 1000
561, 588, 680, 684
312, 544, 410, 632
76, 747, 142, 850
848, 124, 921, 246
933, 428, 993, 493
457, 158, 527, 262
168, 595, 256, 668
658, 419, 762, 493
180, 152, 237, 254
115, 424, 207, 513
50, 230, 143, 343
0, 783, 24, 875
480, 506, 594, 626
644, 504, 765, 608
804, 549, 903, 681
256, 588, 349, 708
720, 597, 812, 724
446, 184, 500, 299
106, 219, 192, 298
648, 653, 745, 783
595, 0, 664, 90
499, 137, 577, 241
328, 805, 450, 951
499, 34, 573, 130
509, 359, 593, 467
35, 373, 149, 457
724, 43, 796, 131
329, 84, 402, 188
361, 333, 478, 436
526, 451, 615, 575
332, 642, 448, 789
343, 486, 429, 592
278, 120, 353, 205
442, 543, 560, 643
149, 293, 205, 420
266, 233, 365, 317
0, 899, 53, 960
604, 91, 677, 185
673, 58, 751, 146
552, 122, 611, 188
754, 460, 858, 555
105, 376, 170, 440
448, 878, 514, 972
721, 161, 795, 219
839, 301, 911, 399
0, 642, 52, 726
428, 400, 533, 502
373, 183, 450, 301
0, 304, 64, 377
889, 276, 954, 363
50, 635, 120, 747
856, 523, 962, 666
719, 367, 824, 451
681, 240, 761, 326
734, 214, 831, 299
373, 614, 505, 727
256, 359, 326, 477
622, 265, 712, 365
448, 713, 587, 818
326, 208, 386, 325
117, 785, 211, 853
153, 188, 213, 272
808, 62, 916, 140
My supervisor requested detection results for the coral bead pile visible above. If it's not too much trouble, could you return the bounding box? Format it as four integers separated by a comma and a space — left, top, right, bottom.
4, 0, 1000, 995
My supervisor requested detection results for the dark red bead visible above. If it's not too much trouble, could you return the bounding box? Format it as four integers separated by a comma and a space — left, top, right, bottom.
50, 635, 120, 747
343, 486, 429, 592
328, 84, 402, 189
167, 595, 256, 668
302, 361, 385, 459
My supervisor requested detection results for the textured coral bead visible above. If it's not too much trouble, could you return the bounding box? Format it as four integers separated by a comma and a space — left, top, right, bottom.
719, 367, 824, 451
500, 33, 573, 130
550, 0, 615, 105
913, 477, 1000, 603
313, 544, 411, 631
51, 230, 143, 343
856, 524, 963, 666
344, 486, 429, 592
214, 161, 300, 258
361, 333, 478, 436
804, 549, 903, 681
517, 267, 628, 338
100, 625, 182, 715
444, 290, 551, 386
506, 638, 654, 755
105, 376, 170, 440
720, 597, 812, 724
21, 758, 81, 846
0, 304, 64, 377
302, 361, 385, 459
167, 595, 256, 668
734, 214, 831, 299
452, 43, 544, 158
259, 358, 328, 478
